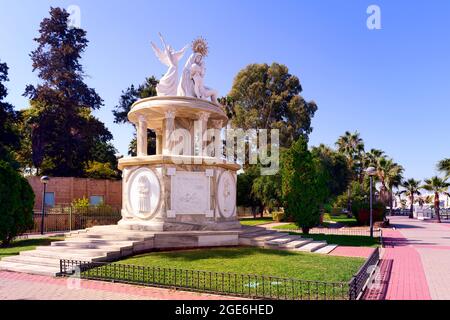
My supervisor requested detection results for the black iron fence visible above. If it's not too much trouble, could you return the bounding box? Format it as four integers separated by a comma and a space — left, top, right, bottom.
389, 209, 411, 216
348, 247, 380, 300
59, 248, 380, 300
27, 206, 121, 234
279, 227, 382, 238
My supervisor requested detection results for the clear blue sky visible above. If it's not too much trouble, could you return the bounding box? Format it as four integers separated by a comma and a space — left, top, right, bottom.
1, 0, 449, 181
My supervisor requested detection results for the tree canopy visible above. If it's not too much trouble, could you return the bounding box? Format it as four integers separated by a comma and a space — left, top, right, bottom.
21, 7, 117, 177
225, 63, 318, 148
0, 60, 21, 168
281, 137, 328, 233
113, 76, 158, 156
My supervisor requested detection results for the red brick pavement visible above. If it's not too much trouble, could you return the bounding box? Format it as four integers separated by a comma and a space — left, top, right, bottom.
0, 271, 241, 300
363, 228, 431, 300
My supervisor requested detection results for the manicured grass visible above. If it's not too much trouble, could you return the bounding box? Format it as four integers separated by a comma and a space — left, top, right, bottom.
116, 247, 364, 282
239, 217, 273, 226
323, 214, 358, 227
0, 237, 64, 259
288, 232, 380, 248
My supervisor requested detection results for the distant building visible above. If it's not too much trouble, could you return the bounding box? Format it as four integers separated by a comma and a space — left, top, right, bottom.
27, 177, 122, 211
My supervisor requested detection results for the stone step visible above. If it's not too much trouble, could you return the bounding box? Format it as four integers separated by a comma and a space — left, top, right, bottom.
314, 245, 338, 254
271, 238, 313, 249
265, 235, 302, 245
38, 245, 125, 256
2, 255, 61, 268
51, 240, 134, 250
0, 261, 60, 276
238, 229, 274, 238
294, 241, 328, 252
20, 246, 113, 259
72, 233, 152, 242
239, 232, 289, 246
21, 248, 110, 260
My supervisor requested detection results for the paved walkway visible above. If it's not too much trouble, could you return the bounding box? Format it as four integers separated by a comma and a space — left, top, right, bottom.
365, 216, 450, 300
0, 271, 239, 300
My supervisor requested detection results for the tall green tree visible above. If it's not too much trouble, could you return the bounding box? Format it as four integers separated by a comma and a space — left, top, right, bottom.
23, 7, 117, 177
335, 131, 365, 180
400, 179, 421, 219
251, 173, 282, 214
0, 160, 34, 246
422, 176, 450, 223
311, 144, 351, 201
113, 77, 158, 155
0, 60, 20, 168
225, 63, 318, 148
281, 137, 328, 234
438, 158, 450, 179
335, 131, 365, 211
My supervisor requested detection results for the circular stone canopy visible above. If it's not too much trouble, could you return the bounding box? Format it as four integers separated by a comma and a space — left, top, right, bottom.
128, 96, 228, 130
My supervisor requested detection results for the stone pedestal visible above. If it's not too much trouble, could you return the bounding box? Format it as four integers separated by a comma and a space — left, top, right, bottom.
118, 97, 241, 231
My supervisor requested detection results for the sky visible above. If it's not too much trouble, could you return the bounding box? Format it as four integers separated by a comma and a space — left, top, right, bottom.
0, 0, 449, 181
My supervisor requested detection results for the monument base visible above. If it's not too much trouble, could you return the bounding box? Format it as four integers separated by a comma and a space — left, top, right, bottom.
118, 218, 241, 232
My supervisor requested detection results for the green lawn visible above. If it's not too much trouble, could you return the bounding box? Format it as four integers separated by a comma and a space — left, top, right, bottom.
116, 247, 364, 282
0, 237, 64, 260
323, 214, 358, 227
239, 217, 273, 226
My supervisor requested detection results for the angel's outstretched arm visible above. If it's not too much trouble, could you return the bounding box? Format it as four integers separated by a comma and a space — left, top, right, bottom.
173, 44, 189, 61
158, 32, 168, 49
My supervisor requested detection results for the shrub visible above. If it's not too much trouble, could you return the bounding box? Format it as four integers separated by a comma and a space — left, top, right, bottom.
281, 138, 329, 234
0, 160, 34, 246
272, 211, 286, 222
71, 197, 90, 209
352, 200, 385, 225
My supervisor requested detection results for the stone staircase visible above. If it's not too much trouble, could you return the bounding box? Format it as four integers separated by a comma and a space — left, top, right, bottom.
0, 225, 242, 276
0, 225, 338, 277
238, 226, 338, 254
0, 226, 156, 276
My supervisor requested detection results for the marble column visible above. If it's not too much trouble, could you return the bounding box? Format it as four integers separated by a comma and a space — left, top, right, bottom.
155, 128, 163, 155
211, 120, 223, 159
137, 115, 148, 156
197, 112, 210, 156
163, 109, 176, 155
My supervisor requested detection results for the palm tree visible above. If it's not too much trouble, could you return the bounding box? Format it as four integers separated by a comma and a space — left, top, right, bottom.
422, 176, 450, 223
336, 131, 365, 211
400, 179, 421, 218
437, 158, 450, 179
383, 160, 404, 216
336, 131, 365, 179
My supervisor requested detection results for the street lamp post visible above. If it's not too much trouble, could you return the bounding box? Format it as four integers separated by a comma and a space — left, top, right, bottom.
365, 167, 377, 238
40, 176, 49, 235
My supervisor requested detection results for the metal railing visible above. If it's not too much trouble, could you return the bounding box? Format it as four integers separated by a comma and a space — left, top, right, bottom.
348, 247, 380, 300
390, 208, 450, 220
27, 206, 121, 234
59, 249, 380, 300
277, 227, 382, 238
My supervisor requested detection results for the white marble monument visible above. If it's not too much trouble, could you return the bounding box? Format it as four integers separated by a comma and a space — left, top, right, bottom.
118, 35, 240, 231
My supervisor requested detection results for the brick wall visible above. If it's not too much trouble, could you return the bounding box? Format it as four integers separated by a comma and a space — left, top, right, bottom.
28, 177, 122, 210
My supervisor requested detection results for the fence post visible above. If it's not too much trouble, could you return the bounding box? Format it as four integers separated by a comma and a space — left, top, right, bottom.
69, 206, 72, 232
348, 277, 356, 300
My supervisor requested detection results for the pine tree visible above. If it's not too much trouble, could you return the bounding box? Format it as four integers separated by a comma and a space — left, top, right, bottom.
23, 7, 117, 177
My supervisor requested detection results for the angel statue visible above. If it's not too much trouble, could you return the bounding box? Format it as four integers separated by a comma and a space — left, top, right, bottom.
151, 33, 188, 96
177, 37, 218, 103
